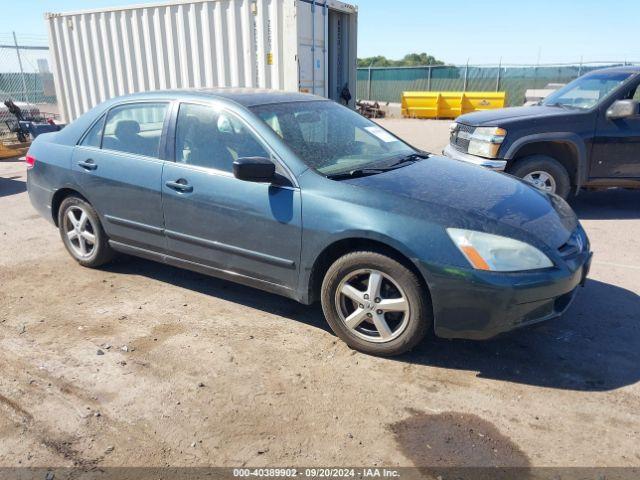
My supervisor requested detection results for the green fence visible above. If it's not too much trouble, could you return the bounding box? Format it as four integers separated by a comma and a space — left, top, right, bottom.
0, 32, 55, 105
356, 63, 640, 107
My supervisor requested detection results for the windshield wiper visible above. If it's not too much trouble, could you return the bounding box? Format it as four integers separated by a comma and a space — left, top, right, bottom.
326, 168, 387, 180
326, 153, 429, 180
545, 102, 580, 110
387, 152, 429, 167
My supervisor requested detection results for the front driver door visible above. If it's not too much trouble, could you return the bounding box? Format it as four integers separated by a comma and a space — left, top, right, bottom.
590, 81, 640, 178
161, 102, 302, 291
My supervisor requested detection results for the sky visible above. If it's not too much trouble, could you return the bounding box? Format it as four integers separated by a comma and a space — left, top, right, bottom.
0, 0, 639, 67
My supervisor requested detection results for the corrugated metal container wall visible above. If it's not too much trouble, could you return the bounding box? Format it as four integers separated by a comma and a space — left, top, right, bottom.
46, 0, 358, 122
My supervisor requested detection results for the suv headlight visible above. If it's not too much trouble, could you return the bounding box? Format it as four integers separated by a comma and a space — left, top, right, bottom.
468, 127, 507, 159
447, 228, 553, 272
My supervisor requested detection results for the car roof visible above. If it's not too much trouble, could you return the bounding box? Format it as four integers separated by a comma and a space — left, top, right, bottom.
112, 88, 328, 108
585, 66, 640, 75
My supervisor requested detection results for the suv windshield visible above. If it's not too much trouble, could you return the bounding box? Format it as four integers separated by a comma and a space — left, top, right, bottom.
250, 101, 418, 175
542, 72, 632, 110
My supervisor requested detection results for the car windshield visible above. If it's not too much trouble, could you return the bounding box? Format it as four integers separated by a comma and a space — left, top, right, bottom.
541, 72, 632, 110
250, 101, 418, 175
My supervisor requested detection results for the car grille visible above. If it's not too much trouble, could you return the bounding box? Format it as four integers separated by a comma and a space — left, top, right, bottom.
558, 228, 587, 259
450, 123, 476, 153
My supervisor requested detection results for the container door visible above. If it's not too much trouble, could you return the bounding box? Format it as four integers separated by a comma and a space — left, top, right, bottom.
328, 8, 352, 105
297, 1, 327, 97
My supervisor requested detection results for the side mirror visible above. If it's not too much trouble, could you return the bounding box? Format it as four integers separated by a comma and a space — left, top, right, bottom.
606, 99, 639, 120
233, 157, 276, 183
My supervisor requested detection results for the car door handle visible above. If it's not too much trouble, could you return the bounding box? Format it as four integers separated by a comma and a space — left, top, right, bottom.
165, 180, 193, 193
77, 159, 98, 171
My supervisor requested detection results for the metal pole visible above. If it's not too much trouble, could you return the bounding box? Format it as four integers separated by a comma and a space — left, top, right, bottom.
368, 64, 372, 100
578, 56, 583, 76
463, 60, 469, 92
495, 58, 502, 92
13, 31, 29, 102
311, 1, 315, 95
427, 65, 432, 91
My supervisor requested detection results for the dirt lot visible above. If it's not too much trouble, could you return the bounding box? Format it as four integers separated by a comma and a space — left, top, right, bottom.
1, 119, 639, 472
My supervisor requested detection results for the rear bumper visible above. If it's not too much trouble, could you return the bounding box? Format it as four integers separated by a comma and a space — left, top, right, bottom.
423, 251, 592, 340
443, 144, 507, 171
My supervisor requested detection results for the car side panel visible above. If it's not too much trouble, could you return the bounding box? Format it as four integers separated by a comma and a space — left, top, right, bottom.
162, 163, 302, 290
26, 133, 74, 224
71, 146, 166, 252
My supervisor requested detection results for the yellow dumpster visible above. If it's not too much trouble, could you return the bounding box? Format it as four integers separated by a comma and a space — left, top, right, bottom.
401, 91, 506, 119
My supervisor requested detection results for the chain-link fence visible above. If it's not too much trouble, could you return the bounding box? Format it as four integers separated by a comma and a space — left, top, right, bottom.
0, 32, 55, 103
0, 32, 57, 141
357, 62, 640, 107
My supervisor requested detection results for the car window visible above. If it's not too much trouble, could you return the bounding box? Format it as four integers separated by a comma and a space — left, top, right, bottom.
175, 103, 270, 172
102, 103, 167, 157
79, 115, 105, 148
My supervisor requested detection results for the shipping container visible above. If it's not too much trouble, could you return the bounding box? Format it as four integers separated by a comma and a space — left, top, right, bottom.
46, 0, 358, 122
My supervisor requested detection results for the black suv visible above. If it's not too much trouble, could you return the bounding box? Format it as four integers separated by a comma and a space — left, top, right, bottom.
444, 67, 640, 199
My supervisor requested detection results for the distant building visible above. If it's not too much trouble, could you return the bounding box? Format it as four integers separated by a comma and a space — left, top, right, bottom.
37, 59, 50, 74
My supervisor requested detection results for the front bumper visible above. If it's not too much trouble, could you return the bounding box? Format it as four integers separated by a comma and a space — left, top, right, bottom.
443, 144, 507, 171
423, 250, 592, 340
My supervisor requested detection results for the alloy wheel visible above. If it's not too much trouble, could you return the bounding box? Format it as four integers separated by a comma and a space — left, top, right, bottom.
63, 206, 97, 258
523, 170, 557, 193
335, 269, 410, 343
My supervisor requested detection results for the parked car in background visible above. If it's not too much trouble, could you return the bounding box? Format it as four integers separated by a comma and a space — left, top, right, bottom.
27, 89, 591, 356
444, 67, 640, 199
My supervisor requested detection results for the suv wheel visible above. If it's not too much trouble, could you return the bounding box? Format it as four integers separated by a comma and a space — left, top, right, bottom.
509, 155, 571, 199
321, 251, 431, 356
58, 196, 114, 267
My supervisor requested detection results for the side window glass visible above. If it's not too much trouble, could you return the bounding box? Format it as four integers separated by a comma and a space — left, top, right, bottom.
102, 103, 167, 157
175, 104, 270, 172
633, 87, 640, 102
80, 115, 105, 148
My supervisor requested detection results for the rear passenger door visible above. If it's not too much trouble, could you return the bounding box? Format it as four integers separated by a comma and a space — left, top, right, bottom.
72, 102, 170, 252
161, 102, 302, 290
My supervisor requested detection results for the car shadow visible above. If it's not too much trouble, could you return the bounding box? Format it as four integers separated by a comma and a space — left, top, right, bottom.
102, 257, 330, 333
0, 175, 26, 198
571, 188, 640, 220
104, 257, 638, 392
399, 278, 639, 392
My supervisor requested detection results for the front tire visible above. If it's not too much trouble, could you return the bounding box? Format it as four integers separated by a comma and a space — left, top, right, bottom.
58, 196, 114, 268
321, 251, 431, 356
508, 155, 572, 199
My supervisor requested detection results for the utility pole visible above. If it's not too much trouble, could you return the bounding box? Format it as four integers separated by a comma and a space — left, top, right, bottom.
368, 60, 373, 100
13, 31, 30, 103
463, 59, 469, 92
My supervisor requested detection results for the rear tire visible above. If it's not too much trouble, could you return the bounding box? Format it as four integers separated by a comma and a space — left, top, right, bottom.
509, 155, 571, 199
321, 251, 431, 356
58, 196, 114, 268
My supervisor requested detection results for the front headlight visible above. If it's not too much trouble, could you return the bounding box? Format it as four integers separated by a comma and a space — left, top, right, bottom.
467, 127, 506, 159
447, 228, 553, 272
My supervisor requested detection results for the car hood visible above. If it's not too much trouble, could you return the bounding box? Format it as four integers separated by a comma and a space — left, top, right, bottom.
457, 105, 572, 126
344, 156, 578, 249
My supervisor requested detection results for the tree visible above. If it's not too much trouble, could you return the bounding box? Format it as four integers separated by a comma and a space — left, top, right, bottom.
357, 53, 444, 68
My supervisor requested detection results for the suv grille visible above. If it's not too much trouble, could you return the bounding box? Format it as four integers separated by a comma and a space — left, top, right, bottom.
450, 123, 476, 152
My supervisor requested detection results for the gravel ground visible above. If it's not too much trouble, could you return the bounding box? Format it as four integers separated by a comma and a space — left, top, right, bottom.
0, 119, 639, 472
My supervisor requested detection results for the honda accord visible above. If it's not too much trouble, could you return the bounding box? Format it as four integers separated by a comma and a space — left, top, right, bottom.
26, 89, 592, 356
